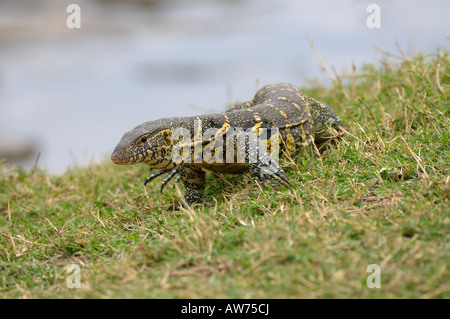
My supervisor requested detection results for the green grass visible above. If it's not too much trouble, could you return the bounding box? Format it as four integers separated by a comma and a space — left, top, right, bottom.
1, 48, 449, 298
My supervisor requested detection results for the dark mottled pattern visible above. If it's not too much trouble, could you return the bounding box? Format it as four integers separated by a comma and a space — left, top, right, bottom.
111, 83, 343, 206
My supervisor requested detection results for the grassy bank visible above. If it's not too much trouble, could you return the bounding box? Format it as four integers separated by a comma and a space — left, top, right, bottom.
0, 48, 449, 298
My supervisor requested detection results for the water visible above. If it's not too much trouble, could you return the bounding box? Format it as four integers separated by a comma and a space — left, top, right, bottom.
0, 0, 448, 174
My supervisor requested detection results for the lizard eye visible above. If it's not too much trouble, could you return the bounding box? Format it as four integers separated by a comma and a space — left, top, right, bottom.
140, 136, 148, 143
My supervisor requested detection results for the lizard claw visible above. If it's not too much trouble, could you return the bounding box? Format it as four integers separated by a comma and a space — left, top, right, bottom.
144, 167, 180, 193
248, 156, 291, 191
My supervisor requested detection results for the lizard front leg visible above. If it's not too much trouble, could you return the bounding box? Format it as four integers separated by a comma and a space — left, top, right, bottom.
179, 165, 206, 206
237, 131, 291, 190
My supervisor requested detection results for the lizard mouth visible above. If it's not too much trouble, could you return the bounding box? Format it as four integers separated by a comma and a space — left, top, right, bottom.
111, 148, 151, 165
111, 154, 126, 165
111, 148, 128, 165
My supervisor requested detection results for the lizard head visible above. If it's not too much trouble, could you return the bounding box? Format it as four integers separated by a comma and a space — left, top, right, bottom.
111, 118, 178, 169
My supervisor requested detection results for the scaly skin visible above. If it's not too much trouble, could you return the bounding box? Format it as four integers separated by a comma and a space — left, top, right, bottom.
111, 83, 343, 206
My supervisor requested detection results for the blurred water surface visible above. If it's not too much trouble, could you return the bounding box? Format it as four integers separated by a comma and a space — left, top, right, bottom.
0, 0, 448, 173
